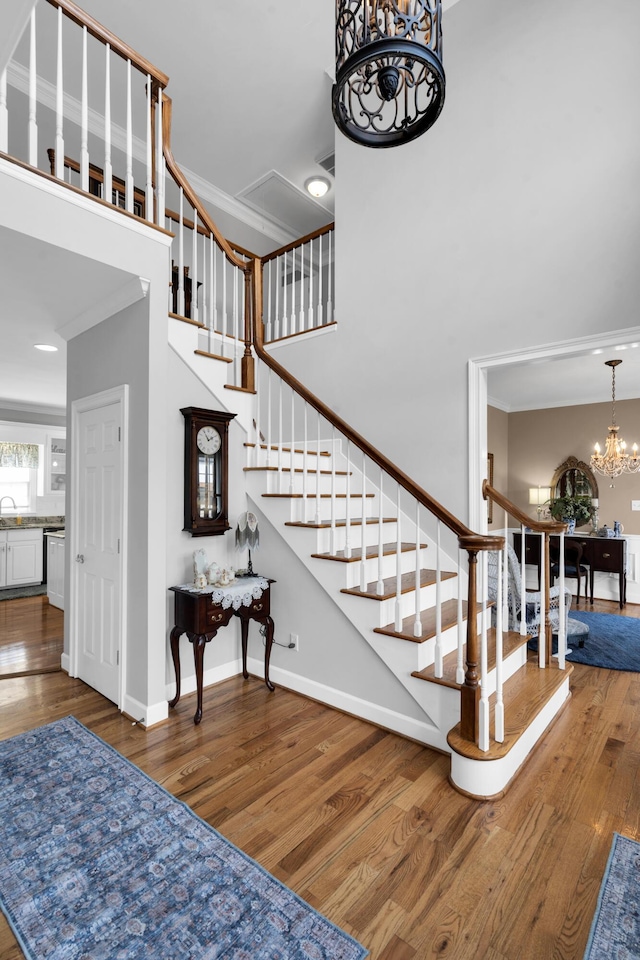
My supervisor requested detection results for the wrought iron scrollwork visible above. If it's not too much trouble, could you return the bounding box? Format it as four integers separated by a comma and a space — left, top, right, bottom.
333, 0, 445, 147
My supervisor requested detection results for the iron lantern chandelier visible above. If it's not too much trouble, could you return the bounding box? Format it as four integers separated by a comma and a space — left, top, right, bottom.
590, 359, 640, 479
332, 0, 445, 148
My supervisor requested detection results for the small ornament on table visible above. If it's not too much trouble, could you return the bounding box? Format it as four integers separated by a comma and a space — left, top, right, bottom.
193, 548, 209, 589
235, 511, 259, 577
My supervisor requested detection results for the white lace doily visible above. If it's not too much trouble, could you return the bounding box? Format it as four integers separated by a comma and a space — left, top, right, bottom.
178, 576, 269, 610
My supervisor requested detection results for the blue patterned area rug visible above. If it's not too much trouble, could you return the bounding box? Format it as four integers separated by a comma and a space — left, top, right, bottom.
529, 611, 640, 672
0, 716, 368, 960
584, 833, 640, 959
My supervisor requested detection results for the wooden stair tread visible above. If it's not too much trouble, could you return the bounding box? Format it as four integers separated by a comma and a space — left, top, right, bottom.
447, 661, 573, 762
263, 492, 375, 500
411, 629, 529, 688
311, 542, 427, 564
194, 349, 233, 364
342, 568, 456, 600
374, 598, 480, 643
245, 442, 330, 458
245, 466, 350, 475
285, 517, 396, 530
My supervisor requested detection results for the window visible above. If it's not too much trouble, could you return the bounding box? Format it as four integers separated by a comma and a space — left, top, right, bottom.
0, 466, 38, 512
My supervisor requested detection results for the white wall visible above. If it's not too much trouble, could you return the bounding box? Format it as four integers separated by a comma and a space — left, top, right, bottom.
276, 0, 640, 525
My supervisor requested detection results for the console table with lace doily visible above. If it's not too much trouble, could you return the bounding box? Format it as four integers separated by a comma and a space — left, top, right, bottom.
168, 577, 275, 724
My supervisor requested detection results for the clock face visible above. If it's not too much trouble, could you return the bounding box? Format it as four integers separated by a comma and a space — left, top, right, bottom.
196, 425, 222, 455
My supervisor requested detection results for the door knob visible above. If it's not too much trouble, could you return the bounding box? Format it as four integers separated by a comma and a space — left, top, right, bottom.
75, 554, 85, 563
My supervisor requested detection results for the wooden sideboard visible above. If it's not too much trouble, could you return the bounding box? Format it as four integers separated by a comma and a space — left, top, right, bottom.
513, 533, 626, 608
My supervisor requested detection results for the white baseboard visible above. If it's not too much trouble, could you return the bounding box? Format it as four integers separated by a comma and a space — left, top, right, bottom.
247, 657, 450, 752
60, 653, 69, 673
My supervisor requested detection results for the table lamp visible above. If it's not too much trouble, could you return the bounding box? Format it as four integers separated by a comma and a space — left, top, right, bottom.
528, 486, 551, 520
235, 511, 259, 576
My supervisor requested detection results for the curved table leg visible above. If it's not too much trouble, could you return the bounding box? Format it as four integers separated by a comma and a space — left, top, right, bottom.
263, 615, 275, 692
192, 633, 207, 725
241, 617, 250, 680
168, 626, 183, 708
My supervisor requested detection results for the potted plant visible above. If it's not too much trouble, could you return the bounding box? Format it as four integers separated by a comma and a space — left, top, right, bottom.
548, 495, 593, 530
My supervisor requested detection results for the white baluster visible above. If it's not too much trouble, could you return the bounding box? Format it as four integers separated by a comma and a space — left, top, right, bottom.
0, 69, 8, 154
434, 521, 443, 676
557, 531, 566, 669
55, 7, 64, 178
291, 246, 297, 334
277, 378, 284, 493
302, 401, 308, 516
155, 87, 164, 225
538, 532, 547, 668
282, 251, 288, 338
502, 531, 509, 632
329, 427, 337, 555
145, 73, 152, 220
308, 237, 314, 330
253, 366, 261, 469
315, 415, 321, 525
289, 387, 295, 494
274, 258, 280, 340
266, 367, 272, 468
266, 260, 273, 342
360, 452, 368, 591
394, 484, 402, 632
28, 10, 37, 167
344, 440, 352, 559
317, 233, 324, 326
80, 28, 89, 191
177, 189, 185, 316
327, 230, 333, 323
125, 60, 133, 213
494, 548, 505, 742
376, 467, 384, 596
192, 209, 198, 322
456, 547, 465, 685
413, 501, 422, 638
234, 267, 241, 386
211, 241, 218, 337
222, 255, 228, 350
103, 44, 112, 204
479, 551, 490, 752
299, 243, 306, 331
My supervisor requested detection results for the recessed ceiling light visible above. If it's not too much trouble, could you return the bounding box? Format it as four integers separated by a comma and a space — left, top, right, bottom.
305, 177, 330, 199
34, 343, 58, 352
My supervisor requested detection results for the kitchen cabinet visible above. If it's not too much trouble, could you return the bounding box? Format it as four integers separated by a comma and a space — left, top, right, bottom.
0, 528, 44, 588
46, 533, 65, 609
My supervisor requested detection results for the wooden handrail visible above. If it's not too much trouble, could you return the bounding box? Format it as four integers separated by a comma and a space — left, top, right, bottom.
160, 95, 251, 276
261, 222, 335, 266
482, 481, 567, 534
45, 0, 170, 88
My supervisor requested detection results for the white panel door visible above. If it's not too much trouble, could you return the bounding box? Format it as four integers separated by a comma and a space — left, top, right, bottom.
75, 401, 122, 704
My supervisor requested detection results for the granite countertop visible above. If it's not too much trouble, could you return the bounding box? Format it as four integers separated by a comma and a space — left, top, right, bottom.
0, 515, 65, 530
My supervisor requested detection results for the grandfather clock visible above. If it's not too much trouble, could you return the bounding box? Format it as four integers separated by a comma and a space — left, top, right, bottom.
181, 407, 236, 536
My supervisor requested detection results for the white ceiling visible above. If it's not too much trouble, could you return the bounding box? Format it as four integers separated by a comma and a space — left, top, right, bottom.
0, 0, 636, 417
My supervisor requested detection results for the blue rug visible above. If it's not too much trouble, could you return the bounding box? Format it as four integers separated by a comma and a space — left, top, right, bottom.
584, 833, 640, 959
529, 611, 640, 672
0, 716, 368, 960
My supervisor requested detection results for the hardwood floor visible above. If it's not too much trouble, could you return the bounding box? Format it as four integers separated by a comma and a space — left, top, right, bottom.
0, 595, 63, 678
0, 598, 639, 958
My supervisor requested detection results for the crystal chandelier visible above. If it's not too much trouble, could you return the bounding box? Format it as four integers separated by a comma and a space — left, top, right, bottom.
591, 359, 640, 479
332, 0, 445, 148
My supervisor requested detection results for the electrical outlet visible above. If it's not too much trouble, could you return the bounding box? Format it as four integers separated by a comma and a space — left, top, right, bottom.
290, 633, 299, 651
632, 500, 640, 511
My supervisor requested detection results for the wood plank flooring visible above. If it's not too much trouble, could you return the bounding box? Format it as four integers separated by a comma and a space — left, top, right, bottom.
1, 596, 639, 958
0, 595, 63, 678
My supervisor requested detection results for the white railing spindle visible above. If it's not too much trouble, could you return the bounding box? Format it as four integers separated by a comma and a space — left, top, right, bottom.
28, 9, 37, 167
308, 237, 314, 330
302, 401, 308, 516
177, 188, 185, 316
155, 85, 164, 225
394, 484, 402, 632
289, 387, 295, 494
557, 531, 566, 668
103, 44, 112, 205
80, 28, 89, 192
266, 367, 272, 468
479, 550, 490, 752
192, 209, 198, 322
330, 426, 337, 555
360, 452, 368, 591
434, 521, 443, 676
494, 549, 504, 742
145, 73, 152, 219
315, 415, 321, 525
376, 466, 384, 595
317, 232, 324, 325
344, 440, 352, 559
456, 548, 465, 685
538, 532, 546, 668
291, 246, 296, 334
519, 523, 527, 637
413, 501, 422, 638
55, 6, 64, 178
125, 59, 133, 213
327, 229, 333, 323
266, 261, 273, 342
